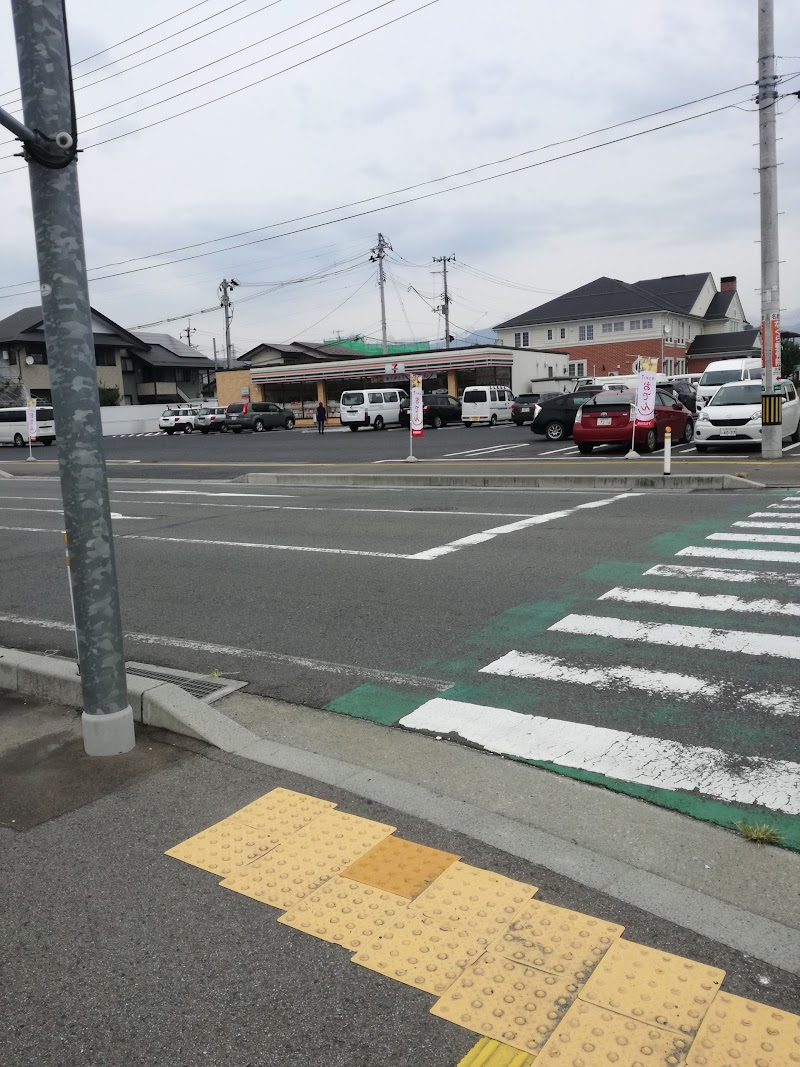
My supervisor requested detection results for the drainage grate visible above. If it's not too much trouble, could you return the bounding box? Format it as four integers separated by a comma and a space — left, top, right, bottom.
125, 663, 246, 703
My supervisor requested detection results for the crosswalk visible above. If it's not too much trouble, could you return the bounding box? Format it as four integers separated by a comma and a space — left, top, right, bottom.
398, 493, 800, 822
108, 432, 162, 438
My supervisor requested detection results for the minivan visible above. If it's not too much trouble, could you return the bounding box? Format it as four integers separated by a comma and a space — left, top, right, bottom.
696, 358, 762, 410
0, 405, 55, 446
339, 388, 408, 431
461, 386, 514, 426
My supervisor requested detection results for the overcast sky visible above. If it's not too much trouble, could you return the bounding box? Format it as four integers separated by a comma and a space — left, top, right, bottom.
1, 0, 799, 358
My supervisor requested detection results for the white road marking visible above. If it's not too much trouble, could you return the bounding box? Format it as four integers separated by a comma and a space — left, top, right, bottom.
744, 691, 800, 718
678, 545, 800, 564
734, 520, 800, 531
442, 443, 530, 458
549, 613, 800, 660
599, 586, 800, 618
538, 444, 576, 455
114, 490, 297, 499
399, 698, 800, 814
407, 493, 639, 561
0, 506, 148, 521
708, 532, 800, 546
645, 563, 800, 588
120, 499, 544, 519
118, 534, 408, 559
481, 650, 717, 697
0, 612, 452, 691
782, 441, 800, 452
746, 512, 800, 519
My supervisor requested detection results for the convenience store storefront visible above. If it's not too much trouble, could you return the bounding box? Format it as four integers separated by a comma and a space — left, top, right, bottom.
246, 346, 515, 421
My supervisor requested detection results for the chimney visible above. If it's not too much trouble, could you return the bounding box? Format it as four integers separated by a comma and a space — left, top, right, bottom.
721, 276, 737, 292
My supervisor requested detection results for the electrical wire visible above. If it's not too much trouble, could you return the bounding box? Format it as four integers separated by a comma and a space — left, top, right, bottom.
453, 260, 560, 295
285, 270, 374, 340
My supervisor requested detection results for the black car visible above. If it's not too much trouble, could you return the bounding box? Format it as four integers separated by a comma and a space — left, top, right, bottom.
225, 401, 296, 432
399, 393, 462, 428
511, 393, 542, 425
530, 392, 596, 441
660, 379, 697, 414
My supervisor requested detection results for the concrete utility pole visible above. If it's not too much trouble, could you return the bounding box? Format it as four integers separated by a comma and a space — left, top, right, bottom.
370, 234, 392, 355
219, 278, 239, 369
8, 0, 134, 755
757, 0, 783, 459
181, 318, 197, 348
433, 255, 455, 348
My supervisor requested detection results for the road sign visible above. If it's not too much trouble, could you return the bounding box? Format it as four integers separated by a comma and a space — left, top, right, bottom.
26, 399, 37, 441
634, 371, 657, 427
410, 374, 424, 438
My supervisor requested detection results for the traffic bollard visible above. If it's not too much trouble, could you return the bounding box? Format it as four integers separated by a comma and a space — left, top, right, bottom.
664, 426, 672, 476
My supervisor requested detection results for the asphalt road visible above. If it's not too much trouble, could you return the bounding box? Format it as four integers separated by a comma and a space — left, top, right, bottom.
0, 420, 798, 484
0, 476, 798, 838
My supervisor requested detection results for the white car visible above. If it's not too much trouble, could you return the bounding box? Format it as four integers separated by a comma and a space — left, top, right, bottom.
694, 380, 800, 451
159, 407, 202, 435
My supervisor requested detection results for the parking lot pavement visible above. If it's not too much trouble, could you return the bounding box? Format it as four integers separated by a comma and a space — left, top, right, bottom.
2, 698, 797, 1067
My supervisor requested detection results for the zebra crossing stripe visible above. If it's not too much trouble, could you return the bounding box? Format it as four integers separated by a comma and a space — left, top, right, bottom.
548, 613, 800, 660
734, 520, 800, 531
645, 563, 800, 587
708, 532, 800, 546
398, 698, 800, 813
598, 586, 800, 618
677, 545, 800, 564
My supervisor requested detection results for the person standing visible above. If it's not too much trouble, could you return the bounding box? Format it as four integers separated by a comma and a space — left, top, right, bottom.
315, 401, 327, 434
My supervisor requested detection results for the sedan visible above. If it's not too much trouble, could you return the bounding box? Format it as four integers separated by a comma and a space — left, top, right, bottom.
573, 388, 694, 453
399, 394, 462, 428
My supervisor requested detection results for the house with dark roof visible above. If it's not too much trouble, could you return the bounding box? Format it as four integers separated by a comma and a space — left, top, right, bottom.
494, 274, 753, 377
0, 306, 215, 405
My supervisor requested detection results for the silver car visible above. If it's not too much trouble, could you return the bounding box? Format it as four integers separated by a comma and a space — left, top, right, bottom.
159, 406, 203, 435
195, 406, 229, 433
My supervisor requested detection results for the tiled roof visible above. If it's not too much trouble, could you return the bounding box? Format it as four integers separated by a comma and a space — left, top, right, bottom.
703, 291, 737, 319
687, 329, 760, 356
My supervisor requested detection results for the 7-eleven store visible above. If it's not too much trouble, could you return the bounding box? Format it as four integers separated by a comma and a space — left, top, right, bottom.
243, 345, 532, 424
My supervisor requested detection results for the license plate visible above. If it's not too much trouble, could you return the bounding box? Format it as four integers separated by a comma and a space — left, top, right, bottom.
521, 406, 530, 412
470, 417, 479, 421
720, 428, 737, 436
597, 417, 612, 426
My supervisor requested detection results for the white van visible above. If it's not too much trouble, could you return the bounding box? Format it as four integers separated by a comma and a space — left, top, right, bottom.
339, 387, 408, 431
0, 405, 55, 446
696, 358, 762, 410
461, 386, 514, 426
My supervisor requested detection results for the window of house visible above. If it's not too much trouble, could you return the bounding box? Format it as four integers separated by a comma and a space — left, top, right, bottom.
521, 331, 529, 346
568, 361, 587, 377
95, 349, 116, 366
176, 368, 193, 383
514, 333, 521, 348
122, 357, 134, 374
547, 366, 554, 378
560, 327, 566, 339
663, 358, 674, 376
602, 323, 613, 334
6, 348, 17, 365
547, 329, 553, 340
578, 325, 594, 341
641, 318, 653, 329
675, 358, 687, 374
629, 320, 641, 330
614, 321, 624, 332
29, 350, 48, 364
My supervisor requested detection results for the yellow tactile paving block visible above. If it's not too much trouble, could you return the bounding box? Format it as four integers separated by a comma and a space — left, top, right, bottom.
231, 787, 335, 833
492, 899, 623, 984
579, 938, 725, 1037
431, 952, 578, 1056
165, 815, 280, 877
277, 875, 411, 951
538, 999, 693, 1065
456, 1037, 534, 1066
686, 991, 800, 1066
410, 862, 537, 942
351, 913, 486, 995
219, 809, 396, 910
344, 835, 460, 899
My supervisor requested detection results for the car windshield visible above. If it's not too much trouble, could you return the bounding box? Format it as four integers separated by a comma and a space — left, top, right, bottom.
341, 392, 364, 406
700, 369, 741, 387
463, 389, 487, 403
709, 384, 762, 406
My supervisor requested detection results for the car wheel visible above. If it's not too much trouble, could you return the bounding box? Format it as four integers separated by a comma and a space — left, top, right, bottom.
682, 419, 694, 443
544, 421, 565, 441
577, 443, 594, 454
348, 425, 359, 432
642, 428, 657, 453
695, 443, 709, 453
284, 418, 295, 430
13, 433, 24, 447
220, 423, 228, 433
183, 423, 193, 434
201, 429, 210, 435
513, 419, 524, 426
372, 416, 384, 430
463, 421, 472, 428
489, 414, 497, 426
432, 414, 443, 429
253, 420, 265, 432
165, 430, 175, 436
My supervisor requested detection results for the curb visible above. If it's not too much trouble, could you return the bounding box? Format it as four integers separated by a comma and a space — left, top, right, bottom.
236, 472, 765, 491
0, 469, 12, 479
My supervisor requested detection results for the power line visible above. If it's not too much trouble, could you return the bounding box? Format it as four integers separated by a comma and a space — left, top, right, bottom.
453, 260, 560, 295
286, 270, 375, 340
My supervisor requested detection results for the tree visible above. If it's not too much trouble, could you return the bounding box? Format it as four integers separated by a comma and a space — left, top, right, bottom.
98, 385, 120, 406
781, 338, 800, 378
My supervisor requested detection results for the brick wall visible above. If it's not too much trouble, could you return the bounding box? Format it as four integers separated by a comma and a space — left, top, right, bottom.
554, 338, 688, 376
216, 369, 258, 406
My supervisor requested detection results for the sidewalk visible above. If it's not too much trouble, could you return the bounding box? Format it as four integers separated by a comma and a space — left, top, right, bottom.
2, 691, 798, 1067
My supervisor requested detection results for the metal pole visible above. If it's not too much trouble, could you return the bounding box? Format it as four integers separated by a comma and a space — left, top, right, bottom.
758, 0, 782, 459
221, 281, 233, 370
442, 256, 451, 350
377, 244, 388, 357
11, 0, 134, 754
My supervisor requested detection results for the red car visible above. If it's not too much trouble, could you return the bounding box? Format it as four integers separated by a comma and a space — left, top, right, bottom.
572, 388, 694, 454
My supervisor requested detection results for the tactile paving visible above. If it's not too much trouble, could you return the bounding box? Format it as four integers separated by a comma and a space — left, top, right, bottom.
431, 952, 578, 1056
538, 999, 693, 1065
277, 875, 411, 951
343, 835, 460, 899
492, 899, 623, 984
232, 787, 335, 833
410, 862, 537, 941
165, 815, 279, 877
456, 1037, 534, 1067
219, 809, 395, 910
686, 990, 800, 1066
579, 938, 725, 1036
351, 913, 487, 995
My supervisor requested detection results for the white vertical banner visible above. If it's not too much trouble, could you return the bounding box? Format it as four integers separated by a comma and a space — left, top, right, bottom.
26, 399, 37, 441
411, 374, 424, 439
634, 372, 658, 427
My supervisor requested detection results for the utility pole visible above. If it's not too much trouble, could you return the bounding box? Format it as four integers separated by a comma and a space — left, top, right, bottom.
6, 0, 134, 755
219, 278, 239, 369
370, 234, 391, 355
433, 255, 456, 348
757, 0, 782, 459
181, 318, 197, 348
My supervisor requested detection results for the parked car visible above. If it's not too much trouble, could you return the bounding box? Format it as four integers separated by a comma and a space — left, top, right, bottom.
573, 388, 694, 453
660, 379, 698, 414
529, 391, 598, 441
511, 394, 541, 425
694, 380, 800, 451
159, 407, 203, 434
339, 388, 408, 431
225, 401, 296, 432
195, 406, 228, 433
0, 405, 55, 446
461, 386, 514, 426
695, 357, 762, 410
399, 393, 462, 428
